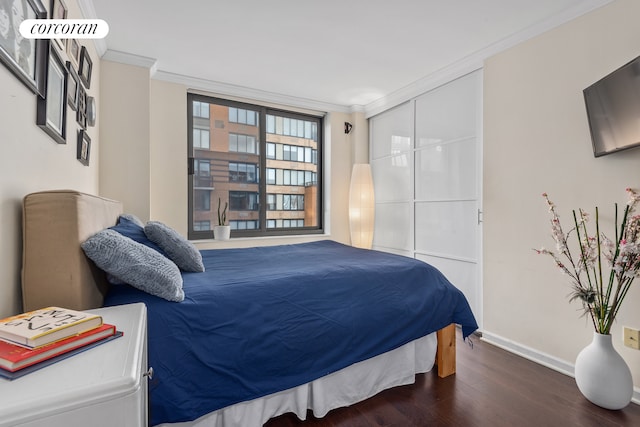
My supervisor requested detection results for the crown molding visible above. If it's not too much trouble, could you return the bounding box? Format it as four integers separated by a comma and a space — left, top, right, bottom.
364, 59, 483, 118
102, 50, 158, 74
363, 0, 614, 117
98, 48, 354, 114
154, 70, 352, 114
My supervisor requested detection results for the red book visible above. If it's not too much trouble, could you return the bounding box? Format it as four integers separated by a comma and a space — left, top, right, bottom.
0, 323, 116, 372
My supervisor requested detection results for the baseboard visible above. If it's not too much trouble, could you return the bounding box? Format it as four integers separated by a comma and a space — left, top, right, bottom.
481, 331, 640, 406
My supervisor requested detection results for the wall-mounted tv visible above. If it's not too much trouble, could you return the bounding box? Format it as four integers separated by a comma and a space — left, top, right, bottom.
583, 55, 640, 157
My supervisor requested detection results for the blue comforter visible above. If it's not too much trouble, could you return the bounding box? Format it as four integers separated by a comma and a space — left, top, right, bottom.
104, 240, 477, 425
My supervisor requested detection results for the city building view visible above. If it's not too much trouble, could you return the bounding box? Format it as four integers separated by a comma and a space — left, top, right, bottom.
190, 99, 320, 235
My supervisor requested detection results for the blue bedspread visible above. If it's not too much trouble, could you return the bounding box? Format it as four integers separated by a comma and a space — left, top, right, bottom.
104, 240, 477, 425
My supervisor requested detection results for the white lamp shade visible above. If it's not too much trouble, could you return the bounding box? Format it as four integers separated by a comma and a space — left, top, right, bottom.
349, 164, 375, 249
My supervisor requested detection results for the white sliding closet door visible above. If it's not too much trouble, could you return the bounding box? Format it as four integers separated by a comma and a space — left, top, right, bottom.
370, 102, 413, 257
370, 70, 482, 328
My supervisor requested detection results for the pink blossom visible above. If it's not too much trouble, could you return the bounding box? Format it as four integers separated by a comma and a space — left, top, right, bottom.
537, 189, 639, 334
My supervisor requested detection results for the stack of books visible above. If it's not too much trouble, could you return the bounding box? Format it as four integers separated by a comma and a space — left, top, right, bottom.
0, 307, 122, 380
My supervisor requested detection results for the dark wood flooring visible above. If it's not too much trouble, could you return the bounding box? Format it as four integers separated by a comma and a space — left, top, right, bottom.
264, 330, 640, 427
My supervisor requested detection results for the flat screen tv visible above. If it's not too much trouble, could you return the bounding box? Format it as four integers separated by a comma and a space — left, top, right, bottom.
583, 55, 640, 157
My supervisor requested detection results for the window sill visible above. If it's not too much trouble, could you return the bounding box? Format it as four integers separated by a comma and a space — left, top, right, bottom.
192, 232, 332, 249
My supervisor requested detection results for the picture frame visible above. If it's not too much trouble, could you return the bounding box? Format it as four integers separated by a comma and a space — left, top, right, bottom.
0, 0, 47, 97
77, 129, 90, 166
66, 38, 80, 68
66, 61, 79, 111
36, 41, 67, 144
76, 84, 86, 128
50, 0, 67, 50
85, 95, 96, 127
78, 45, 92, 88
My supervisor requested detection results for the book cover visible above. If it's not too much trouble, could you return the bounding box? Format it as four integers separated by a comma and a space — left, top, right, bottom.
0, 331, 123, 381
0, 324, 116, 372
0, 307, 103, 349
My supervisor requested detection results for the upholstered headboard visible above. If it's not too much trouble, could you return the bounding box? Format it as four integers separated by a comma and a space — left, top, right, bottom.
22, 190, 123, 312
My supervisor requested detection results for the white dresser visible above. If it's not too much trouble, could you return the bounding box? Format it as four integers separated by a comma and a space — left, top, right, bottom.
0, 303, 148, 427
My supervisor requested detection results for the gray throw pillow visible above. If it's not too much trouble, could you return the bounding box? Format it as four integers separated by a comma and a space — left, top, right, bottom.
81, 229, 185, 302
144, 221, 205, 273
119, 213, 145, 227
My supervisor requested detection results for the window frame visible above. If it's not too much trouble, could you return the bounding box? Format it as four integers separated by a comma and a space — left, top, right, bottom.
187, 93, 324, 240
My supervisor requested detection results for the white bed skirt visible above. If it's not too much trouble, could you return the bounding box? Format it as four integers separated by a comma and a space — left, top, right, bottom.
159, 332, 437, 427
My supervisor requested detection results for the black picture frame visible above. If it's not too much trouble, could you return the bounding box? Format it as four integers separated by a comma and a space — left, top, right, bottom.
86, 95, 96, 127
0, 0, 47, 96
66, 38, 80, 68
50, 0, 67, 50
78, 45, 92, 88
36, 42, 67, 144
77, 130, 90, 166
66, 61, 79, 111
76, 84, 86, 128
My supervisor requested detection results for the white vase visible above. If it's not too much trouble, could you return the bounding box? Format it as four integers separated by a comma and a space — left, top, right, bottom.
213, 225, 231, 240
574, 332, 633, 410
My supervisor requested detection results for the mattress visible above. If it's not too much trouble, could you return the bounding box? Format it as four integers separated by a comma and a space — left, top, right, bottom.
105, 240, 477, 425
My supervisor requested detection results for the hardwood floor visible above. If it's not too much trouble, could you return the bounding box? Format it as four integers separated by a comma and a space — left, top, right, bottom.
264, 331, 640, 427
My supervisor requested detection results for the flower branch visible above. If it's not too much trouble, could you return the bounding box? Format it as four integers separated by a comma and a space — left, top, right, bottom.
535, 188, 640, 334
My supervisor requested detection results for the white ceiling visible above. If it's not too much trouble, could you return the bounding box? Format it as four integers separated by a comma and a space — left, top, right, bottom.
86, 0, 611, 110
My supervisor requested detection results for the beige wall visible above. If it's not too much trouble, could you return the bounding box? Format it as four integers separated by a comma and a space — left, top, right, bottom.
0, 0, 101, 318
484, 0, 640, 388
99, 61, 151, 220
100, 60, 358, 249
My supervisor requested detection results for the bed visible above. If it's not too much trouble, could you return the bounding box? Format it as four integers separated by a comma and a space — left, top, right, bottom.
21, 190, 478, 427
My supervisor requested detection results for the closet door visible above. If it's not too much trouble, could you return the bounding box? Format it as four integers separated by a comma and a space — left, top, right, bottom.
370, 102, 413, 257
414, 71, 482, 327
370, 70, 482, 327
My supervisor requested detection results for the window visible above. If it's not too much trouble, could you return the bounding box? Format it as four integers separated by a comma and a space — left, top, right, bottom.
267, 194, 276, 210
229, 133, 258, 154
188, 94, 323, 239
196, 160, 210, 175
229, 162, 258, 183
230, 191, 259, 211
270, 194, 305, 211
267, 114, 318, 140
266, 143, 276, 159
266, 168, 276, 185
193, 128, 210, 149
230, 220, 259, 230
194, 220, 211, 231
194, 190, 211, 211
229, 107, 257, 126
194, 159, 213, 189
265, 142, 317, 164
267, 219, 305, 229
193, 101, 209, 118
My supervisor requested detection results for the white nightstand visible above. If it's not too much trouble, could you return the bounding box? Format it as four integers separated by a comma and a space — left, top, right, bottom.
0, 303, 148, 427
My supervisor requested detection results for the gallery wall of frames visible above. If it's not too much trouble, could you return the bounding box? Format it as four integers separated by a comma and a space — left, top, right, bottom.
0, 0, 95, 166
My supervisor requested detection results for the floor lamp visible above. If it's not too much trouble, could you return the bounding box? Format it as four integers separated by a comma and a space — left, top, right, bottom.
349, 164, 375, 249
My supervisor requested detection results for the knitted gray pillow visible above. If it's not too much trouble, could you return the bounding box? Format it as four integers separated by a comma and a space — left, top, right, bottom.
119, 213, 145, 227
144, 221, 205, 272
81, 229, 185, 302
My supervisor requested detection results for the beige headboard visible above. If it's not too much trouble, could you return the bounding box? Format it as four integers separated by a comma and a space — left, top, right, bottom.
22, 190, 123, 312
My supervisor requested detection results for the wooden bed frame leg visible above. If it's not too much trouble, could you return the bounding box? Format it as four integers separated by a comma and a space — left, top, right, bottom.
436, 324, 456, 378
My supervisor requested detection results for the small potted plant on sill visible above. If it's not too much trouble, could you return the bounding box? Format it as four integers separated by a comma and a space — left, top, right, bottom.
214, 198, 230, 240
